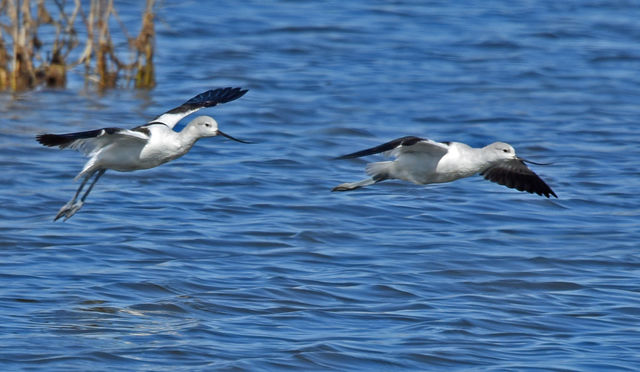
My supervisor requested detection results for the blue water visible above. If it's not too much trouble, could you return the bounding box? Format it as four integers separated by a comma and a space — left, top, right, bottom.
1, 1, 640, 370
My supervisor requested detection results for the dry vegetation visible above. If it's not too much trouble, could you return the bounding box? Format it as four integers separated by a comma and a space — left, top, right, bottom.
0, 0, 156, 91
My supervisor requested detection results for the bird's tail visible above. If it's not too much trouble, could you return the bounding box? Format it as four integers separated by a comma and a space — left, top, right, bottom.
365, 161, 393, 180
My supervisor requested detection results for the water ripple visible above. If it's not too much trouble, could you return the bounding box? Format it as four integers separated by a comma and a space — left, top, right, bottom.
1, 0, 639, 370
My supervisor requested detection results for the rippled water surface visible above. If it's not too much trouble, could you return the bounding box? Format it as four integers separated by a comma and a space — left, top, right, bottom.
1, 1, 639, 370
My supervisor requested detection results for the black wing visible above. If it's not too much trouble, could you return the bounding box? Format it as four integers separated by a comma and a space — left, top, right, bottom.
481, 159, 557, 198
37, 127, 122, 148
334, 136, 426, 159
36, 127, 149, 155
150, 87, 248, 129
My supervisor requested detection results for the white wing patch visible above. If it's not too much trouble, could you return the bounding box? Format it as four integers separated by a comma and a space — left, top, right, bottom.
66, 128, 149, 156
148, 87, 248, 129
148, 110, 199, 129
389, 139, 449, 158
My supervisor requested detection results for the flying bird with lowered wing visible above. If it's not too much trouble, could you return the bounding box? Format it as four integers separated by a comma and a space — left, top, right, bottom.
333, 136, 557, 198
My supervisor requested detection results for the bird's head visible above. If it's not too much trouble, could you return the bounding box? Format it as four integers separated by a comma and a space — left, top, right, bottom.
485, 141, 551, 166
486, 142, 518, 162
189, 116, 249, 143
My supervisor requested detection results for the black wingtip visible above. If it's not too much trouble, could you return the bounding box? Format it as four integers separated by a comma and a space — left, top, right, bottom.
229, 87, 249, 102
181, 87, 248, 108
217, 87, 248, 102
332, 154, 357, 160
36, 133, 66, 147
237, 87, 249, 97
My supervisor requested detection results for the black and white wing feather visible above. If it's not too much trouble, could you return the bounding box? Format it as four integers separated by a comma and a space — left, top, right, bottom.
335, 136, 449, 159
149, 87, 248, 129
36, 127, 149, 156
481, 159, 557, 198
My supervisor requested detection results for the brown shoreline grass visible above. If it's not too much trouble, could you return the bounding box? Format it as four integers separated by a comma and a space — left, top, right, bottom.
0, 0, 156, 91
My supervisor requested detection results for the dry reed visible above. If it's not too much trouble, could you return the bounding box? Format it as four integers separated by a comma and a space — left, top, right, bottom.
0, 0, 156, 91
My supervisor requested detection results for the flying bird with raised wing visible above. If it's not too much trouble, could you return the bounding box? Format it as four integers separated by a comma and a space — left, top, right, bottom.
37, 87, 249, 221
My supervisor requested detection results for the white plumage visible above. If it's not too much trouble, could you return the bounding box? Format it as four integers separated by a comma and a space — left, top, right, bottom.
333, 136, 557, 198
37, 87, 249, 221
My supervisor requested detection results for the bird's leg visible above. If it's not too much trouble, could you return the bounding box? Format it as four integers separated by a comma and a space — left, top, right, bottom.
54, 170, 105, 221
80, 169, 106, 203
63, 169, 106, 221
54, 171, 93, 221
332, 177, 380, 192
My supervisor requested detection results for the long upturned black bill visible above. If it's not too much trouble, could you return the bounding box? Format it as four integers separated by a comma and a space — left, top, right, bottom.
217, 130, 251, 143
518, 157, 552, 166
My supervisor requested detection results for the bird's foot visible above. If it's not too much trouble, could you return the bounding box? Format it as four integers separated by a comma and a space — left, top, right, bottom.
54, 201, 84, 221
332, 183, 360, 192
332, 178, 377, 192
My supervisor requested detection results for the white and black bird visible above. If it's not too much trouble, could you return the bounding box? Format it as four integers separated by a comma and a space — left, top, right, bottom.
37, 87, 249, 221
332, 136, 557, 198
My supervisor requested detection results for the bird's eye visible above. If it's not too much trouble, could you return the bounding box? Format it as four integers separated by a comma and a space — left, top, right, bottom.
204, 123, 210, 127
503, 149, 509, 153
